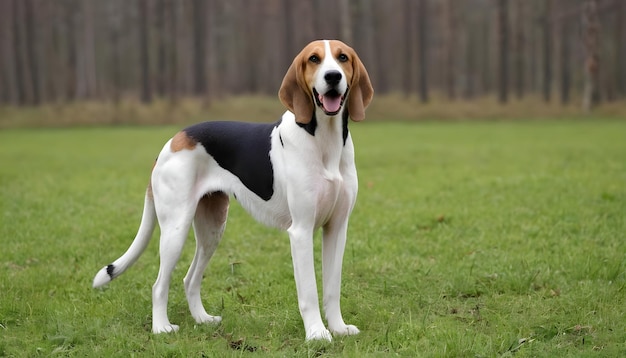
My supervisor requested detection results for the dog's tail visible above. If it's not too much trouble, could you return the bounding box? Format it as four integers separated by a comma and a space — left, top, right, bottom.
93, 187, 157, 288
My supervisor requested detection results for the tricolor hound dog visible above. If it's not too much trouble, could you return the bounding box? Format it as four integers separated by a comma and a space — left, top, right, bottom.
93, 40, 373, 341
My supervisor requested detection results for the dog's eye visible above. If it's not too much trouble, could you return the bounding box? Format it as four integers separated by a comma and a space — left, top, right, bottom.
338, 54, 348, 62
309, 55, 321, 64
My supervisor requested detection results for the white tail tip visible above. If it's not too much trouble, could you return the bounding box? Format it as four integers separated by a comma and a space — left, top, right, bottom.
92, 265, 114, 288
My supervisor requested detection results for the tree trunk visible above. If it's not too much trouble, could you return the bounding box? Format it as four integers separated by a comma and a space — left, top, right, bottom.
0, 0, 12, 104
542, 0, 552, 102
283, 0, 294, 64
464, 19, 476, 100
108, 0, 122, 105
0, 0, 17, 104
12, 0, 27, 105
192, 0, 207, 97
355, 0, 377, 92
479, 16, 492, 96
616, 0, 625, 98
339, 0, 353, 45
559, 16, 571, 105
64, 0, 77, 101
497, 0, 509, 104
156, 0, 167, 98
24, 0, 41, 106
24, 0, 40, 105
403, 0, 414, 97
138, 0, 152, 103
40, 1, 61, 103
513, 0, 525, 99
168, 0, 179, 105
582, 0, 600, 112
293, 0, 315, 50
417, 0, 429, 103
77, 0, 97, 99
442, 0, 456, 100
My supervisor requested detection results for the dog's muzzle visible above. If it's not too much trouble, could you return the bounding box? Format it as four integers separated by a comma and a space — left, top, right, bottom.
313, 87, 348, 116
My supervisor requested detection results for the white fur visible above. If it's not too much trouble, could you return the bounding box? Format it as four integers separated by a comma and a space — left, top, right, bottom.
93, 41, 360, 341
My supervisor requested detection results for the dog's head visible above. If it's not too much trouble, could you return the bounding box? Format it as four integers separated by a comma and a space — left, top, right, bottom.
279, 40, 374, 124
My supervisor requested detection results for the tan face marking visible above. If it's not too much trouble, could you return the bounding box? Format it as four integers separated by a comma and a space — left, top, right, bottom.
299, 41, 326, 95
298, 41, 356, 92
170, 131, 197, 152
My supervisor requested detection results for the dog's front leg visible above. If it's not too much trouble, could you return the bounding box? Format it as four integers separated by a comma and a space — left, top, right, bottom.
288, 222, 331, 341
322, 213, 360, 336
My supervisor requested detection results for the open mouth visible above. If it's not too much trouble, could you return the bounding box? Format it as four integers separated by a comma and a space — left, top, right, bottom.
313, 88, 345, 115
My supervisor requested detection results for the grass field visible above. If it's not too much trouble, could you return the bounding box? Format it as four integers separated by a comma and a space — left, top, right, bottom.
1, 120, 625, 356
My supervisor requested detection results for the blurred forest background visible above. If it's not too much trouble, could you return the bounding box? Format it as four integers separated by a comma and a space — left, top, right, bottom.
0, 0, 625, 125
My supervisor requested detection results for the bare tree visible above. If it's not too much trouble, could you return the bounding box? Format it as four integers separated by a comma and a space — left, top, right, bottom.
108, 0, 123, 104
64, 0, 77, 101
559, 10, 571, 104
138, 0, 152, 103
192, 0, 207, 97
156, 0, 167, 97
1, 0, 625, 110
442, 0, 456, 100
542, 0, 553, 102
24, 0, 40, 105
168, 0, 179, 104
497, 0, 509, 104
12, 0, 27, 105
513, 0, 525, 99
479, 13, 493, 96
40, 1, 64, 103
0, 1, 17, 104
293, 0, 315, 49
418, 0, 429, 103
616, 0, 625, 98
76, 0, 97, 99
582, 0, 600, 112
339, 0, 353, 45
403, 0, 414, 97
464, 10, 477, 99
354, 0, 377, 92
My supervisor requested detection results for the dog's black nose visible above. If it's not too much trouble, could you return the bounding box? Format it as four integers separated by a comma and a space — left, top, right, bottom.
324, 71, 342, 86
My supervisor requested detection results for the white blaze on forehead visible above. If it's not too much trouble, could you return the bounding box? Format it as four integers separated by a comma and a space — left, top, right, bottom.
321, 40, 339, 69
324, 40, 330, 60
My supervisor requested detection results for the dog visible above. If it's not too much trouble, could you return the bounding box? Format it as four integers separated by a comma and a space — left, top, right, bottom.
93, 39, 373, 341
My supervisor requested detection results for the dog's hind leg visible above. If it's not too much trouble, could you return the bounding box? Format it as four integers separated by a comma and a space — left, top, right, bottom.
184, 192, 229, 325
151, 198, 196, 334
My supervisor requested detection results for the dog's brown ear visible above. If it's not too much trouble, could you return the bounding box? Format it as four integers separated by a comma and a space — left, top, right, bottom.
347, 52, 374, 122
279, 57, 314, 124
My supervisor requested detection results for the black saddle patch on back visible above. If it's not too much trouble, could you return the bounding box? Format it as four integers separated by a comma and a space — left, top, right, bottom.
183, 121, 278, 201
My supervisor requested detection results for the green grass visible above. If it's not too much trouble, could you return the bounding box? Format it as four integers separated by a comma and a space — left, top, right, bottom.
1, 120, 625, 356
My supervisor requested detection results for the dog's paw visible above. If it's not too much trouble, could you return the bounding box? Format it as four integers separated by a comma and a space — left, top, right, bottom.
193, 313, 222, 325
152, 323, 179, 334
330, 324, 360, 336
305, 325, 332, 342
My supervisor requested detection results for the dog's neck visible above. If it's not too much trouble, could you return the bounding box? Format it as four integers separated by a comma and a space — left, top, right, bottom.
297, 106, 349, 146
311, 106, 349, 172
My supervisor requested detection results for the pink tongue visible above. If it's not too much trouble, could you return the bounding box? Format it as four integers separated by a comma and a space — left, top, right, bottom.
321, 94, 342, 113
